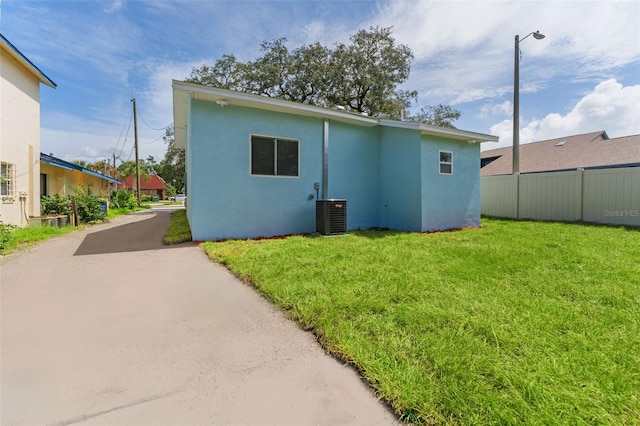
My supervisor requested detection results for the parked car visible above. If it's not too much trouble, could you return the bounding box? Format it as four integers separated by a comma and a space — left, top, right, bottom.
170, 194, 186, 202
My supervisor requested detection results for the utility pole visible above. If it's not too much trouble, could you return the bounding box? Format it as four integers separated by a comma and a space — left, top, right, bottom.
131, 98, 141, 205
113, 154, 118, 188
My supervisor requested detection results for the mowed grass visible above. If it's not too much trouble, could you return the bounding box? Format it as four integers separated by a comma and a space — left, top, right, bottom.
163, 209, 192, 244
0, 224, 76, 255
201, 219, 640, 425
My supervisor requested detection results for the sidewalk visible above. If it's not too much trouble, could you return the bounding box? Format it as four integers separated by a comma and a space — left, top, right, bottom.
0, 210, 397, 425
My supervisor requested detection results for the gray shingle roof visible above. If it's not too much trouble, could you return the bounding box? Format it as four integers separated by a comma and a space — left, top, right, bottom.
480, 131, 640, 176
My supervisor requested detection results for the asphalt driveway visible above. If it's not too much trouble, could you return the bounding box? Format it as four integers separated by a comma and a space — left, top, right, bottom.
0, 208, 397, 425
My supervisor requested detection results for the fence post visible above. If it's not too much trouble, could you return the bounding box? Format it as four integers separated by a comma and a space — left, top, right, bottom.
577, 168, 584, 222
71, 197, 79, 226
515, 172, 520, 220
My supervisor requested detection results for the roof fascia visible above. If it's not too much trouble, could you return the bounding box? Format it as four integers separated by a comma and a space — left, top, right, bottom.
172, 80, 378, 126
1, 33, 56, 88
172, 85, 191, 150
40, 153, 121, 184
172, 80, 498, 145
378, 119, 499, 143
80, 168, 122, 184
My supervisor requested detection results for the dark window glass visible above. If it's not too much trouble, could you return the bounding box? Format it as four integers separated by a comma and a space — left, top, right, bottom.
251, 136, 298, 177
40, 174, 48, 196
440, 163, 452, 174
251, 137, 275, 175
440, 151, 452, 163
277, 139, 298, 176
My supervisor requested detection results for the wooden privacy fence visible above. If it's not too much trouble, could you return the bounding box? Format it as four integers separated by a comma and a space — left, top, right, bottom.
481, 167, 640, 227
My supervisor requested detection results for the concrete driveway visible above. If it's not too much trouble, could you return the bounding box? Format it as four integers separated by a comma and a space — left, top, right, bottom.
1, 208, 397, 425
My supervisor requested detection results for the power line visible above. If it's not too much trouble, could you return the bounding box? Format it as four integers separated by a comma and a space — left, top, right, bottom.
112, 107, 133, 163
137, 111, 172, 131
141, 132, 167, 144
124, 145, 135, 162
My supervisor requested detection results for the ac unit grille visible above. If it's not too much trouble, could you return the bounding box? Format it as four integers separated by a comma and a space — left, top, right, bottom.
316, 199, 347, 235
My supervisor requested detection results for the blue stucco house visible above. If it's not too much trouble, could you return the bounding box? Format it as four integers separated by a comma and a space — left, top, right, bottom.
172, 81, 498, 241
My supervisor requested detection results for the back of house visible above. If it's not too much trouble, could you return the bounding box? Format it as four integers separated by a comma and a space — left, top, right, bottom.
173, 81, 498, 240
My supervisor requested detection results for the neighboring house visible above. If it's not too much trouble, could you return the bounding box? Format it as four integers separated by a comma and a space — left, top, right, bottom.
0, 33, 56, 226
481, 131, 640, 176
172, 81, 498, 241
480, 131, 640, 226
121, 174, 167, 200
40, 153, 121, 198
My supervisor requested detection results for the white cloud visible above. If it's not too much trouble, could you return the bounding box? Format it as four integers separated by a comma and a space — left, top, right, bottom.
300, 21, 330, 45
481, 100, 513, 118
103, 0, 126, 14
136, 60, 197, 123
42, 128, 127, 164
41, 111, 168, 165
6, 0, 639, 162
488, 79, 640, 148
372, 0, 640, 105
39, 59, 200, 164
7, 3, 140, 87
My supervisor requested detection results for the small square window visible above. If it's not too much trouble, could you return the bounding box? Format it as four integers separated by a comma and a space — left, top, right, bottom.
439, 151, 453, 175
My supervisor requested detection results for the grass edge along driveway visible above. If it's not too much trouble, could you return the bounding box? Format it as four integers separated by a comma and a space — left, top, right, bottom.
201, 219, 640, 425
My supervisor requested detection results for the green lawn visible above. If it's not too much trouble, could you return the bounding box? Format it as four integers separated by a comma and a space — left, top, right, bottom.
163, 209, 192, 244
0, 223, 76, 255
201, 219, 640, 425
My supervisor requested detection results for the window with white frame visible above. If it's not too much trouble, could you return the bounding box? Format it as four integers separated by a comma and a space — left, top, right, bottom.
439, 151, 453, 175
251, 135, 299, 177
1, 162, 15, 196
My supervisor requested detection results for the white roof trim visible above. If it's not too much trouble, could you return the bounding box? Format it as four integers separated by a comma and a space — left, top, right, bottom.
172, 80, 498, 149
378, 119, 499, 143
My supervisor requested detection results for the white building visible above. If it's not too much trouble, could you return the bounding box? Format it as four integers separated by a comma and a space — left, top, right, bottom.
0, 33, 56, 226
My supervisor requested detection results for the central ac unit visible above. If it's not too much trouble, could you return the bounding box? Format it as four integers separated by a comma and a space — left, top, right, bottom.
316, 199, 347, 235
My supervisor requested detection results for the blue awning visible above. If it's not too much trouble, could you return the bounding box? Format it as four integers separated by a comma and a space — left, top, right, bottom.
40, 153, 122, 184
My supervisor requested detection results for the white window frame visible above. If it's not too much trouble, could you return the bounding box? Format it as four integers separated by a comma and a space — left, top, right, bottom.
1, 162, 16, 196
439, 150, 453, 175
250, 134, 300, 178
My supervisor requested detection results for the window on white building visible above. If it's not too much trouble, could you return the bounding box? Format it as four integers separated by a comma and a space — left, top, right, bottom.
1, 162, 15, 196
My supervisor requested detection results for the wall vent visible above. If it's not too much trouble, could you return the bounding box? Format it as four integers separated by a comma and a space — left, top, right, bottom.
316, 199, 347, 235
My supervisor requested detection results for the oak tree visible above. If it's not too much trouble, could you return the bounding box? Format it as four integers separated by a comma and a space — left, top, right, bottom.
187, 26, 460, 124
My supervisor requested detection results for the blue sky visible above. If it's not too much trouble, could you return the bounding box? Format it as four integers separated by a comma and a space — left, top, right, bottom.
1, 0, 639, 163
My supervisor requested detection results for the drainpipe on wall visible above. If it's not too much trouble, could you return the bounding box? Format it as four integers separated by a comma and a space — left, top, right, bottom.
322, 119, 329, 200
27, 143, 34, 223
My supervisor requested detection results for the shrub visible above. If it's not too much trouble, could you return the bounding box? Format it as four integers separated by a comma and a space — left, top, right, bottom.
41, 194, 72, 216
0, 220, 17, 251
141, 194, 152, 202
73, 186, 106, 223
110, 189, 137, 210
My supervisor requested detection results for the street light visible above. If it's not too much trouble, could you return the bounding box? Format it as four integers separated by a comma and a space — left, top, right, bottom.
513, 30, 545, 174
